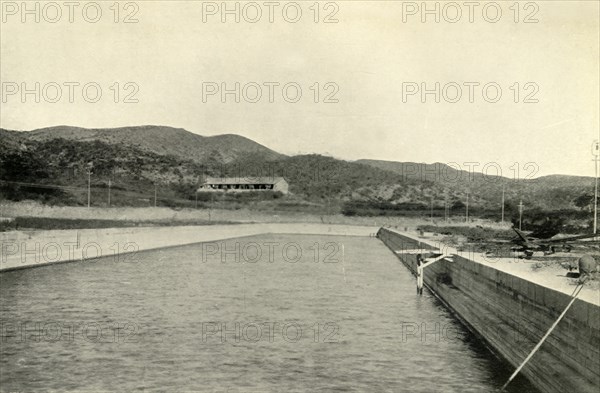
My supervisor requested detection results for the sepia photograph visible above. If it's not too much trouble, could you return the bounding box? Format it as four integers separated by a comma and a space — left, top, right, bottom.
0, 1, 599, 392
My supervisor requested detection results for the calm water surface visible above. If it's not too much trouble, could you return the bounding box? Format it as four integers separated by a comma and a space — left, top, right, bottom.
0, 234, 539, 392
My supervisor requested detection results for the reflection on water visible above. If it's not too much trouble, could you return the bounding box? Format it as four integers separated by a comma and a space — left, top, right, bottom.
0, 234, 538, 392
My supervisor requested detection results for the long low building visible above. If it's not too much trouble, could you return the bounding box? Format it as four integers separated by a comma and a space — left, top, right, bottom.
198, 177, 289, 194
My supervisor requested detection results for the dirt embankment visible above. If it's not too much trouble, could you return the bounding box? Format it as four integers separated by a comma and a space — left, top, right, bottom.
1, 201, 503, 231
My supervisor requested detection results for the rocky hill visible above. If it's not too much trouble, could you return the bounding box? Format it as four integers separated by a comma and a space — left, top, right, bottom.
0, 127, 596, 222
1, 126, 283, 164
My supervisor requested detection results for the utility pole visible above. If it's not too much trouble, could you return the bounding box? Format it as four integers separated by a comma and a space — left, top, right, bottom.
210, 192, 214, 222
108, 179, 111, 207
196, 174, 202, 210
430, 196, 434, 221
594, 156, 598, 234
87, 170, 91, 208
518, 199, 524, 230
465, 189, 469, 223
87, 162, 93, 208
154, 183, 157, 207
445, 196, 449, 223
593, 140, 599, 234
501, 185, 505, 224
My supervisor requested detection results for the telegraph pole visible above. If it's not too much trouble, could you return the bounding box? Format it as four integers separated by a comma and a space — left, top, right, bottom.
154, 183, 157, 207
593, 140, 599, 234
465, 189, 469, 223
430, 196, 434, 221
594, 156, 598, 234
108, 179, 111, 207
87, 162, 93, 208
210, 192, 214, 222
445, 195, 449, 223
87, 170, 91, 208
501, 185, 505, 224
518, 199, 524, 230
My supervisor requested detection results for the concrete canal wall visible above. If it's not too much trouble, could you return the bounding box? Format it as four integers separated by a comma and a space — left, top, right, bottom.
377, 227, 599, 393
0, 223, 377, 272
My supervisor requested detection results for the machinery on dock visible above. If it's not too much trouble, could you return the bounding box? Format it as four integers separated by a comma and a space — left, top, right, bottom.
510, 228, 598, 259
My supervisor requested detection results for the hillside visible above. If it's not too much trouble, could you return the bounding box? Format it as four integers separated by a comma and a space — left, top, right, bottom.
357, 159, 596, 211
356, 160, 468, 183
0, 136, 433, 205
1, 126, 284, 164
0, 127, 596, 225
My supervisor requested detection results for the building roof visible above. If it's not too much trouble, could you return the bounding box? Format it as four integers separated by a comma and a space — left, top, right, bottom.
202, 177, 286, 185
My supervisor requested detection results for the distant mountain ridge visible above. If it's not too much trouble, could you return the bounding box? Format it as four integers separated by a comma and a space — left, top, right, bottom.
355, 159, 494, 183
1, 125, 284, 164
356, 159, 594, 184
355, 159, 596, 212
0, 126, 595, 213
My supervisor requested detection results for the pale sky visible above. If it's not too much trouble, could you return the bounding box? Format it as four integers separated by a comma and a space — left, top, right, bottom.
1, 0, 599, 177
